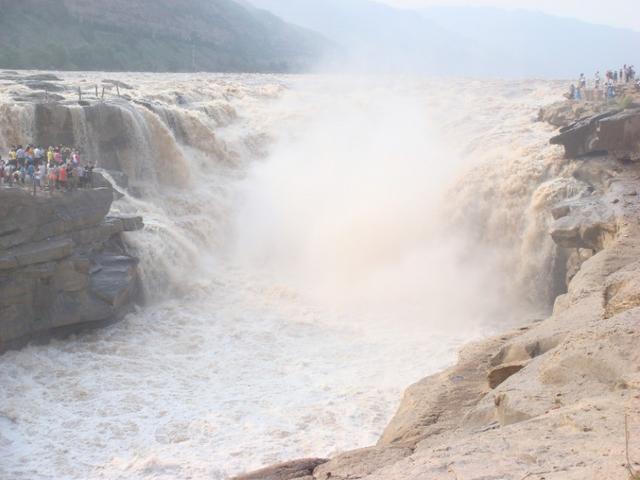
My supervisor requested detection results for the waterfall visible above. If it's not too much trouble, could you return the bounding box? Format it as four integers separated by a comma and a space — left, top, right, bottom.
0, 73, 574, 480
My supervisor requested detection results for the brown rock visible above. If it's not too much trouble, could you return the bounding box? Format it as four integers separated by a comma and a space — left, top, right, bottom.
487, 363, 526, 389
232, 458, 328, 480
314, 446, 411, 480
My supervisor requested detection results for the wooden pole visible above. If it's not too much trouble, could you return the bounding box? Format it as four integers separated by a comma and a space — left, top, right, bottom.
78, 87, 82, 102
95, 85, 98, 98
101, 86, 105, 100
116, 84, 120, 97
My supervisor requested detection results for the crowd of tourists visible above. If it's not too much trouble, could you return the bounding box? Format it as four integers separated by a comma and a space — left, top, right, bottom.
0, 145, 95, 194
569, 64, 638, 101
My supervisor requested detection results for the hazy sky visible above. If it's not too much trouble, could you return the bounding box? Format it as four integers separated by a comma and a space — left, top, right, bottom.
379, 0, 640, 31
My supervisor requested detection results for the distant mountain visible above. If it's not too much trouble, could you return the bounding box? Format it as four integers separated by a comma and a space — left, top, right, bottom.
0, 0, 328, 72
420, 6, 640, 78
248, 0, 640, 78
248, 0, 468, 73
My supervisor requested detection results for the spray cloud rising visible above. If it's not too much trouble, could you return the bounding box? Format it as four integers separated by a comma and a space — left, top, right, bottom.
0, 73, 570, 479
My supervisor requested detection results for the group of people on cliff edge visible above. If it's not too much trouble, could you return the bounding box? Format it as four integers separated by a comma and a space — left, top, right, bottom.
0, 144, 95, 194
569, 64, 637, 101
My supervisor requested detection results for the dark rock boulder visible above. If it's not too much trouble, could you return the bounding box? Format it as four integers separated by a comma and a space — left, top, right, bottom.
0, 187, 114, 250
550, 110, 620, 158
598, 109, 640, 161
12, 92, 65, 103
550, 108, 640, 160
488, 363, 526, 389
90, 255, 139, 309
0, 187, 143, 354
19, 80, 66, 92
24, 74, 62, 81
549, 206, 617, 251
232, 458, 328, 480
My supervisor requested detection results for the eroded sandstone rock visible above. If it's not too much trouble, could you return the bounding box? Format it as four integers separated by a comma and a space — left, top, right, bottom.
603, 260, 640, 318
550, 111, 619, 158
314, 447, 411, 480
488, 363, 526, 389
598, 109, 640, 161
549, 196, 618, 251
0, 187, 143, 353
550, 108, 640, 160
232, 458, 328, 480
538, 101, 615, 129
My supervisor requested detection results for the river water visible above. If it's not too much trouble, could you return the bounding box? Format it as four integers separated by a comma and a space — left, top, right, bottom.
0, 73, 567, 479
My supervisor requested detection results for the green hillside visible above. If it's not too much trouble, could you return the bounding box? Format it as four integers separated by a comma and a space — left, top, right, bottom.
0, 0, 327, 72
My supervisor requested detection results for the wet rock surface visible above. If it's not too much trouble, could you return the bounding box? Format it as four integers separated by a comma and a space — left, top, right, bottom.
550, 110, 620, 158
551, 107, 640, 160
0, 187, 143, 353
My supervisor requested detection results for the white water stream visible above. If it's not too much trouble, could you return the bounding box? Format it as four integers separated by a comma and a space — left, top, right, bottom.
0, 74, 567, 479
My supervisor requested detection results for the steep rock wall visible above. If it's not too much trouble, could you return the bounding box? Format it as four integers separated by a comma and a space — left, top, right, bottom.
0, 187, 143, 353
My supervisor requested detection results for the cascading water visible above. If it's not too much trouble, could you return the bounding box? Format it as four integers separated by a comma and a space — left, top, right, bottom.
0, 73, 574, 479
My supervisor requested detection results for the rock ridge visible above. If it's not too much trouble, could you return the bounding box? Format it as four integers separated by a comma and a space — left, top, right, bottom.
0, 187, 143, 353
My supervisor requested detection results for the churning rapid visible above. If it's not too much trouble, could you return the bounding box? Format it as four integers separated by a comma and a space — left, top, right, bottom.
0, 73, 570, 479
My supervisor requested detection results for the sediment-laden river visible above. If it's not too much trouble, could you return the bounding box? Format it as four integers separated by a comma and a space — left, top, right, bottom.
0, 73, 566, 479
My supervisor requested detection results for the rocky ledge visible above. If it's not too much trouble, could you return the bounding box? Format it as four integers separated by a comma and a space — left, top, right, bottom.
0, 187, 143, 353
234, 106, 640, 479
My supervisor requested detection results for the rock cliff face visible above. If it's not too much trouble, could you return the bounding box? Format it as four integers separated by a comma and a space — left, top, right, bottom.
0, 187, 143, 353
234, 106, 640, 479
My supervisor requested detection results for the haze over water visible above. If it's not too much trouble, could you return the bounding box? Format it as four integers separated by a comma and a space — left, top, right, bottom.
0, 73, 566, 479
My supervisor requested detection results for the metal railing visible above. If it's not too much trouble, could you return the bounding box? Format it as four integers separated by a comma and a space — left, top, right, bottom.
76, 83, 123, 102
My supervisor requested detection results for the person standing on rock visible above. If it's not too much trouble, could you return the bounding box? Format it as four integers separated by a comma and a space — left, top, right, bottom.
8, 146, 16, 168
16, 145, 25, 167
58, 163, 68, 191
34, 146, 44, 166
71, 149, 81, 167
47, 146, 54, 166
607, 79, 615, 100
595, 71, 601, 89
25, 147, 34, 167
35, 163, 45, 194
48, 165, 58, 193
4, 161, 13, 186
85, 165, 94, 188
26, 163, 35, 194
75, 163, 84, 188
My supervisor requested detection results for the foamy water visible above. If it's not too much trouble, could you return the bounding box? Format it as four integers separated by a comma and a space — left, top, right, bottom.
0, 73, 567, 479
